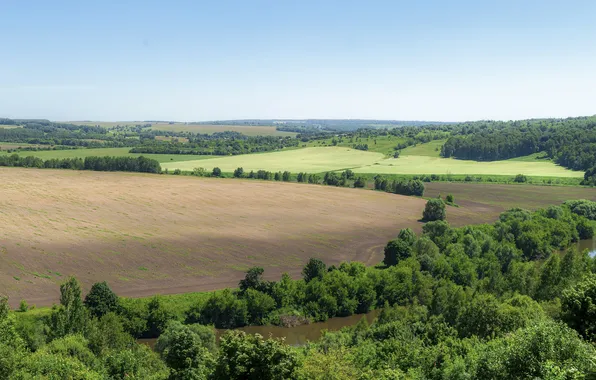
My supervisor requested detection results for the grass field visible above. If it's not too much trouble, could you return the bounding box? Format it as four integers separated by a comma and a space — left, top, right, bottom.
162, 144, 583, 178
352, 155, 583, 177
400, 140, 445, 157
161, 147, 385, 172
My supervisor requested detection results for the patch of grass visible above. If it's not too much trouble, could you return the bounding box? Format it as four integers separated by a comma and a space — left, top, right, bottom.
138, 266, 148, 271
305, 135, 407, 155
13, 276, 20, 281
400, 140, 445, 157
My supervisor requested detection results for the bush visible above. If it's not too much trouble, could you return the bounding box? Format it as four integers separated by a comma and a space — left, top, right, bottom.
233, 167, 244, 178
353, 177, 366, 188
445, 194, 454, 204
212, 167, 222, 177
18, 300, 28, 313
514, 174, 528, 183
422, 198, 446, 221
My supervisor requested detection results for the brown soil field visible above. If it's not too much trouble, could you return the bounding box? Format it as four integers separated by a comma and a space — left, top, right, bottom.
425, 182, 596, 225
2, 169, 595, 307
0, 168, 431, 307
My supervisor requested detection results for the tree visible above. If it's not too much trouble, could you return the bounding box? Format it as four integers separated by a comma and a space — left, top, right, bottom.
561, 275, 596, 341
233, 167, 244, 178
245, 289, 276, 325
214, 331, 299, 380
353, 177, 366, 188
145, 296, 175, 338
84, 281, 120, 319
238, 267, 269, 293
445, 194, 454, 204
302, 258, 326, 283
282, 171, 291, 181
422, 198, 446, 221
156, 323, 214, 379
212, 167, 222, 177
47, 277, 89, 340
383, 239, 412, 267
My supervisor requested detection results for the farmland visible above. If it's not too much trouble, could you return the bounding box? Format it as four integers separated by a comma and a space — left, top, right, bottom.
160, 143, 582, 178
149, 123, 296, 137
0, 168, 425, 306
2, 167, 595, 308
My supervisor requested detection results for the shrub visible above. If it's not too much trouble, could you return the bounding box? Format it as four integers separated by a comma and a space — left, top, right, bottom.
422, 198, 446, 221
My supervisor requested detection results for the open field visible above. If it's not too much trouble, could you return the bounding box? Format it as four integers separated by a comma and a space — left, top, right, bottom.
162, 144, 583, 178
425, 182, 596, 225
0, 147, 219, 163
149, 123, 296, 137
0, 168, 429, 307
352, 155, 583, 177
161, 147, 385, 172
2, 168, 595, 307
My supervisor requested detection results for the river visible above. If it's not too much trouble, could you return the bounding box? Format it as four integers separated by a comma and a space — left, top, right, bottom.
139, 238, 596, 348
139, 309, 381, 348
576, 238, 596, 257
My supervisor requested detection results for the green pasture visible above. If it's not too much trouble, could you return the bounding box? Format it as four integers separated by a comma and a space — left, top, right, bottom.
161, 147, 385, 172
352, 155, 584, 177
400, 140, 445, 157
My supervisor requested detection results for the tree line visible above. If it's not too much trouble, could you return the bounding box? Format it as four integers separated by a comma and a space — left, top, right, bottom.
0, 154, 162, 173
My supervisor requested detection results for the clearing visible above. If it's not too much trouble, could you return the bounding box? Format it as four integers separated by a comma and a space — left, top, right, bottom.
149, 123, 296, 137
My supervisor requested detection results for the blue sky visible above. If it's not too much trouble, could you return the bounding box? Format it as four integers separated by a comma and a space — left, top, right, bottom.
1, 0, 595, 121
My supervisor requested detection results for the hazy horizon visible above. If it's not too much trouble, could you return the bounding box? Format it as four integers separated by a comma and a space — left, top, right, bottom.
2, 1, 596, 121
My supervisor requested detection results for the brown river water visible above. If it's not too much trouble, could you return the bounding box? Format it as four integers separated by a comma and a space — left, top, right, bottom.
139, 238, 596, 348
139, 309, 381, 348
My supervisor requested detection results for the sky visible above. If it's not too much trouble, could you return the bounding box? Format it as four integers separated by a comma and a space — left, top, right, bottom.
1, 0, 595, 122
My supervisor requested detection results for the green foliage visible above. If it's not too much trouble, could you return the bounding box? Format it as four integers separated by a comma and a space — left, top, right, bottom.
46, 277, 89, 340
84, 281, 120, 319
422, 198, 446, 221
103, 345, 169, 380
233, 166, 244, 177
156, 322, 214, 379
302, 258, 326, 283
445, 193, 454, 204
561, 275, 596, 341
211, 166, 222, 177
186, 289, 248, 329
214, 331, 299, 380
18, 300, 28, 312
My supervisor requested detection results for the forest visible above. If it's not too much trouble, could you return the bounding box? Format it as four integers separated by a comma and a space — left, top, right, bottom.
3, 199, 596, 379
440, 116, 596, 171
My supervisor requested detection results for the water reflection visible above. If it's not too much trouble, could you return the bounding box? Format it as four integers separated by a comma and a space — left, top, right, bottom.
576, 238, 596, 257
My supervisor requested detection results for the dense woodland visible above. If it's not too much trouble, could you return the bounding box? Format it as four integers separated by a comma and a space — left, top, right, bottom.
2, 200, 596, 378
440, 116, 596, 171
